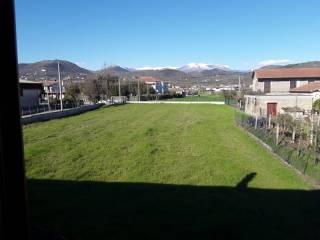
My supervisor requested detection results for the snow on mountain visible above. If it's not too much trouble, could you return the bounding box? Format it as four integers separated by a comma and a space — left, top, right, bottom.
178, 63, 230, 73
135, 66, 179, 71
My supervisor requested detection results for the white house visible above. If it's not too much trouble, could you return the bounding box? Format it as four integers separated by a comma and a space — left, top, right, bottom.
138, 76, 169, 94
40, 80, 65, 100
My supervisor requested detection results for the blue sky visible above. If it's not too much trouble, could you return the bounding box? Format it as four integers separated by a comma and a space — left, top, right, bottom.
15, 0, 320, 70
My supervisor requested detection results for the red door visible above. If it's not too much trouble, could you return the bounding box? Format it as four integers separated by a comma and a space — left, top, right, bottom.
267, 103, 277, 117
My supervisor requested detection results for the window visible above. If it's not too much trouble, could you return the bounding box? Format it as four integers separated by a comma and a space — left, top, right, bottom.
264, 80, 271, 93
290, 80, 297, 89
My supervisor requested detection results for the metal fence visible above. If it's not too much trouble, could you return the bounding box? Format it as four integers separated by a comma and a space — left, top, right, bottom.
21, 102, 84, 116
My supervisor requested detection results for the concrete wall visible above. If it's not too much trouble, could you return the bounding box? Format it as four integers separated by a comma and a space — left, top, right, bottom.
270, 81, 290, 93
252, 76, 264, 92
297, 80, 309, 87
21, 103, 104, 125
244, 94, 314, 117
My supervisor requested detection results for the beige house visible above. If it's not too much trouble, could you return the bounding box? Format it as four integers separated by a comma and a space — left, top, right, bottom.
245, 68, 320, 117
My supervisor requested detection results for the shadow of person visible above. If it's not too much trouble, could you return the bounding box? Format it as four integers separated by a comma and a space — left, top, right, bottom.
236, 172, 257, 189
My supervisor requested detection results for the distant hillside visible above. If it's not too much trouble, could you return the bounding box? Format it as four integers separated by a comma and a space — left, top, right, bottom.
260, 61, 320, 69
19, 60, 92, 81
93, 65, 251, 87
283, 61, 320, 68
95, 65, 131, 76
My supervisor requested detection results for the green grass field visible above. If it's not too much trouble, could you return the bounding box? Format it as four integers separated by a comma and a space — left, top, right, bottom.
164, 94, 224, 102
24, 104, 320, 239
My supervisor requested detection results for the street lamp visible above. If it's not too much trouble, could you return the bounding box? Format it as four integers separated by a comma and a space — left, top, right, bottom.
41, 69, 51, 111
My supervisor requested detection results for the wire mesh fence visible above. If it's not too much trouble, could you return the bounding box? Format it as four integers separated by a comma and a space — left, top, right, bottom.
235, 110, 320, 182
21, 102, 84, 116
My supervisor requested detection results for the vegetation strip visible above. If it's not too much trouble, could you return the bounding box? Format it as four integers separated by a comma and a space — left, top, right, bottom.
239, 125, 320, 189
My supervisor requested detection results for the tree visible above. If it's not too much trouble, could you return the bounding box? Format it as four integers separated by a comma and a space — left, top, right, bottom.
65, 82, 81, 104
313, 99, 320, 112
81, 74, 119, 102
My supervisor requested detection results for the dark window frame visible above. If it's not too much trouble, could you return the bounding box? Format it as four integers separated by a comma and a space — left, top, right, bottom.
264, 80, 271, 93
290, 80, 297, 89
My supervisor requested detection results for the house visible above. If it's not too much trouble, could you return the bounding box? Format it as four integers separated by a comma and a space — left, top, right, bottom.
19, 80, 44, 107
245, 68, 320, 117
40, 80, 65, 100
138, 76, 169, 94
252, 68, 320, 93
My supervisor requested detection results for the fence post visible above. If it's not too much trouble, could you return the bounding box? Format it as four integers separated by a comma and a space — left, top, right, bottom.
276, 122, 279, 145
255, 115, 258, 129
268, 115, 271, 129
292, 127, 296, 143
310, 114, 314, 145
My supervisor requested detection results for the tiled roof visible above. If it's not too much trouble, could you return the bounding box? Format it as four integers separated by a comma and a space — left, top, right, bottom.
254, 68, 320, 79
39, 80, 58, 86
290, 82, 320, 93
138, 76, 160, 82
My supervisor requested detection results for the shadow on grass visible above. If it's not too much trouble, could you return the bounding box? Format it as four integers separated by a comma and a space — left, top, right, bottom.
27, 173, 320, 240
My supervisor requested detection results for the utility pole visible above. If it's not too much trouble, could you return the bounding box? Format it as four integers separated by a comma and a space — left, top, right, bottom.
118, 77, 121, 97
238, 76, 241, 92
196, 77, 200, 101
57, 61, 63, 111
137, 77, 140, 101
104, 62, 109, 98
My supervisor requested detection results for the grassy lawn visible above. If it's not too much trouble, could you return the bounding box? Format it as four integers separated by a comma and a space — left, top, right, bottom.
164, 94, 224, 102
24, 104, 319, 239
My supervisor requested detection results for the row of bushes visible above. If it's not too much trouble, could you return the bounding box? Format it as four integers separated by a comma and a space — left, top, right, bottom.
235, 111, 320, 182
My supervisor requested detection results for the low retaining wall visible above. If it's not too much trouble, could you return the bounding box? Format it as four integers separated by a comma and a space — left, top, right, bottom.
128, 101, 225, 105
21, 104, 104, 125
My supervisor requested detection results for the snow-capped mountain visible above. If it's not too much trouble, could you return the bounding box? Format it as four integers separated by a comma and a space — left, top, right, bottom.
178, 63, 230, 73
133, 63, 230, 72
135, 66, 179, 71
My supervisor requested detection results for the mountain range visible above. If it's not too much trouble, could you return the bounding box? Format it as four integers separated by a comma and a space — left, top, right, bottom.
18, 60, 320, 87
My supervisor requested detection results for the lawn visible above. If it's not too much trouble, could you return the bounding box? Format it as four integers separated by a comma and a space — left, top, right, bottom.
164, 94, 224, 102
24, 104, 320, 240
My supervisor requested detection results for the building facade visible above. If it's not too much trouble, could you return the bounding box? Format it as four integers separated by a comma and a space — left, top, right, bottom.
41, 80, 65, 100
245, 68, 320, 117
19, 80, 44, 108
138, 76, 169, 94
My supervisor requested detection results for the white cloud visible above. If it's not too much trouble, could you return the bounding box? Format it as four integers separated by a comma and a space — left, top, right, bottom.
258, 59, 293, 67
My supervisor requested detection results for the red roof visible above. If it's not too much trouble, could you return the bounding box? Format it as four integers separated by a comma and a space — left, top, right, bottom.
254, 68, 320, 79
138, 76, 160, 82
290, 82, 320, 93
